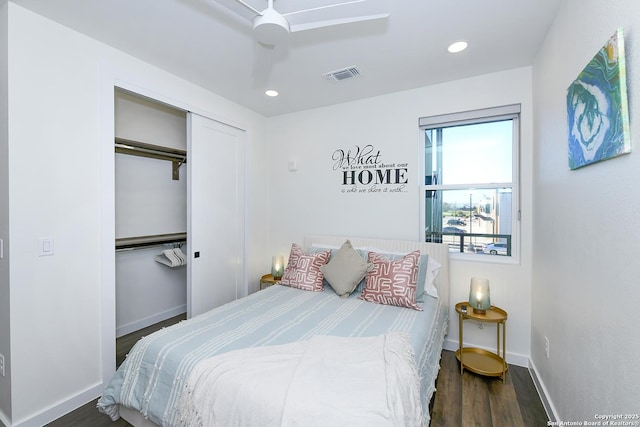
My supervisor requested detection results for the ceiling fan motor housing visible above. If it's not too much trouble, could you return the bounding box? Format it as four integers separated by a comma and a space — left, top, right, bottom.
253, 8, 290, 45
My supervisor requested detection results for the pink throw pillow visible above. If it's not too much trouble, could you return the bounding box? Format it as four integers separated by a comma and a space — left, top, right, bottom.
359, 250, 422, 311
280, 243, 330, 291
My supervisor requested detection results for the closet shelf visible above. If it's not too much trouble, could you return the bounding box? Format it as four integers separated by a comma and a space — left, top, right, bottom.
116, 232, 187, 251
115, 137, 186, 180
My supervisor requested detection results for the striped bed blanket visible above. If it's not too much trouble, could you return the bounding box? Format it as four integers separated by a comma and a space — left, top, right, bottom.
97, 284, 447, 426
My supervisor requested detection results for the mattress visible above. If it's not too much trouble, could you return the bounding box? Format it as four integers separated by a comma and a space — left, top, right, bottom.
98, 284, 448, 426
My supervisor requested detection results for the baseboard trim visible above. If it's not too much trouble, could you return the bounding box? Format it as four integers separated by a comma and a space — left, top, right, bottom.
529, 359, 559, 422
116, 304, 186, 338
443, 338, 529, 367
10, 383, 102, 427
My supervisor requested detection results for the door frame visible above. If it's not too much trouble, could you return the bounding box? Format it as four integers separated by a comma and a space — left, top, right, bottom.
99, 70, 247, 385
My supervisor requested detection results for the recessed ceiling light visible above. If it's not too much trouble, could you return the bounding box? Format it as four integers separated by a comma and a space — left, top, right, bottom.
265, 89, 279, 97
448, 41, 468, 53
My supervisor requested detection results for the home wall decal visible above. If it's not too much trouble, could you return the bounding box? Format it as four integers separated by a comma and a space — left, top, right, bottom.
332, 145, 409, 194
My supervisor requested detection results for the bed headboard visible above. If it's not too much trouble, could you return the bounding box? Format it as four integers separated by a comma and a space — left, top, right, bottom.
303, 235, 450, 310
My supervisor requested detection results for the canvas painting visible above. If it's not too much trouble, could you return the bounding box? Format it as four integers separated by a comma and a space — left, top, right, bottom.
566, 27, 631, 169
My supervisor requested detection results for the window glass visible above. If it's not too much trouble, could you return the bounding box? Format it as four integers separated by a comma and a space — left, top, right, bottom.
421, 107, 519, 258
429, 121, 513, 185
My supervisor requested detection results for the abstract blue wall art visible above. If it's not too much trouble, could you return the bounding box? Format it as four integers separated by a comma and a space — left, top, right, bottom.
566, 28, 631, 169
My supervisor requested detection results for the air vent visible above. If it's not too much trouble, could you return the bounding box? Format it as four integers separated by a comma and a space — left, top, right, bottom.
324, 66, 361, 81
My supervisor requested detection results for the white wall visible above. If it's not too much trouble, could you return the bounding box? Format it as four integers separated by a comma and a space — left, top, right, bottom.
5, 3, 268, 425
114, 91, 187, 337
115, 247, 187, 336
0, 3, 12, 424
115, 153, 187, 238
115, 90, 187, 152
265, 67, 534, 366
531, 0, 640, 420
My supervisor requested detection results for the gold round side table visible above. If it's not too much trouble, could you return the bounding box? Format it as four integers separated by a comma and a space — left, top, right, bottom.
455, 301, 508, 382
260, 274, 281, 290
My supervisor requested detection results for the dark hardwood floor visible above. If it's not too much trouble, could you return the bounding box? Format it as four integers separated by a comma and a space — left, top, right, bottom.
430, 350, 548, 426
115, 314, 187, 368
46, 316, 548, 426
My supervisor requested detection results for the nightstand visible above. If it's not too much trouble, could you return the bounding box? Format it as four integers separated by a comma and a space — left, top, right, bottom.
455, 302, 508, 382
260, 274, 281, 290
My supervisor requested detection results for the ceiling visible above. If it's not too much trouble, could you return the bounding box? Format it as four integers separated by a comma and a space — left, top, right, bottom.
8, 0, 562, 117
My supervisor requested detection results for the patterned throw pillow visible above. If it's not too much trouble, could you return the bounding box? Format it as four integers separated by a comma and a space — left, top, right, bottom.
280, 243, 331, 291
359, 250, 422, 311
360, 249, 441, 302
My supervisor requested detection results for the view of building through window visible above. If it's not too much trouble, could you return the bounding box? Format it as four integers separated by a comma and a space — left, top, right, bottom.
420, 106, 519, 257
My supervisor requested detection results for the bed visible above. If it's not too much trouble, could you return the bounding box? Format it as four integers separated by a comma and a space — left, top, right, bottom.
98, 235, 450, 426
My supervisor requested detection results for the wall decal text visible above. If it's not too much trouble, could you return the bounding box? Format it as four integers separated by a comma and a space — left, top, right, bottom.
332, 145, 409, 194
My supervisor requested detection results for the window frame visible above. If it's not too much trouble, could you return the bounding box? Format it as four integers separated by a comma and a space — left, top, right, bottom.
418, 104, 521, 263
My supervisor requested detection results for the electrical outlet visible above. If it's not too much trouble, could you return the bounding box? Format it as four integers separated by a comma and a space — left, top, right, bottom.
0, 353, 5, 376
544, 336, 550, 359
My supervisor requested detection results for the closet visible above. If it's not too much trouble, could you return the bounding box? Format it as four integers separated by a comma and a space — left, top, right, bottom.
114, 89, 188, 337
111, 88, 246, 341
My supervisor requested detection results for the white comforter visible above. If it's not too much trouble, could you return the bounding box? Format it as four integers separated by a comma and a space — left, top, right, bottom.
175, 332, 423, 427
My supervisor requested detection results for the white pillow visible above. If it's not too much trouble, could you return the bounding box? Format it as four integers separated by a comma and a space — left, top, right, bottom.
424, 256, 441, 299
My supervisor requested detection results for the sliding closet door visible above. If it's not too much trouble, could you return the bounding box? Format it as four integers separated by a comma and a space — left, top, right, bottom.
187, 113, 245, 317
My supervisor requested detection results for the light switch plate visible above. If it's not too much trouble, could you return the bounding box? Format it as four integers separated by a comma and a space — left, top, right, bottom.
38, 238, 54, 256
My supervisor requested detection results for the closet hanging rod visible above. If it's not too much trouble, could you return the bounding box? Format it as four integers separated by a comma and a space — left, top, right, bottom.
115, 232, 187, 251
115, 137, 186, 180
115, 137, 186, 160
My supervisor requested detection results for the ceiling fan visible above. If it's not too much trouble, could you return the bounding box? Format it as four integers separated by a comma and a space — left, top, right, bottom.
213, 0, 390, 45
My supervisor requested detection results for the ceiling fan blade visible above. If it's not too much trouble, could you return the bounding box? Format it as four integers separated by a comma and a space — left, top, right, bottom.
234, 0, 263, 15
252, 43, 275, 88
210, 0, 262, 23
284, 0, 389, 33
251, 41, 289, 89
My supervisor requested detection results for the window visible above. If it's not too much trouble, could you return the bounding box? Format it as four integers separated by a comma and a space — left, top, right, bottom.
419, 105, 520, 258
